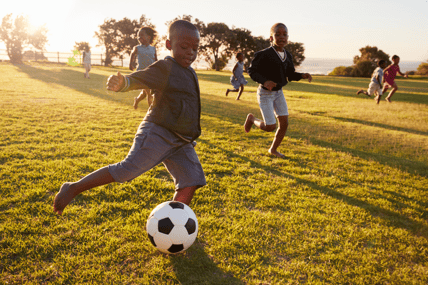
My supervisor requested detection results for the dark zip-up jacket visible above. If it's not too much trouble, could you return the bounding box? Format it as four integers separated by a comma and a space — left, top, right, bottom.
119, 56, 201, 141
248, 46, 303, 91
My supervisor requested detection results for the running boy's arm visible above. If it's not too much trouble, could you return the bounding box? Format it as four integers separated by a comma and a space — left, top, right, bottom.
397, 66, 408, 78
232, 63, 238, 80
248, 51, 270, 86
129, 47, 137, 70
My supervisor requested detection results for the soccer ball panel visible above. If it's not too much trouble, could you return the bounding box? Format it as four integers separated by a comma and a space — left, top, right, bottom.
146, 216, 158, 236
149, 201, 169, 218
185, 218, 197, 235
169, 208, 189, 226
168, 201, 185, 209
168, 226, 190, 244
158, 217, 174, 235
183, 232, 197, 249
153, 233, 172, 253
153, 204, 173, 220
168, 244, 184, 253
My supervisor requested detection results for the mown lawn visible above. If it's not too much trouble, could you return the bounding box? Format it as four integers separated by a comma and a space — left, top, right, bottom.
1, 62, 427, 284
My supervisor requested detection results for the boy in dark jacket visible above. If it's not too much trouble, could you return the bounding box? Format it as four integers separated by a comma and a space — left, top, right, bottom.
245, 23, 312, 158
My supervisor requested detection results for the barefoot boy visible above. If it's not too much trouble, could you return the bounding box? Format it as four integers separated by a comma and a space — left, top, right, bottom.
53, 20, 205, 214
357, 60, 387, 104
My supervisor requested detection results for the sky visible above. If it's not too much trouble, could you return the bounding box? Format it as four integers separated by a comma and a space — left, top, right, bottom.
1, 0, 428, 62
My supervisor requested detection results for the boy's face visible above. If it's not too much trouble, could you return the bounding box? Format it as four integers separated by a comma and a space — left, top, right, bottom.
393, 57, 400, 64
166, 29, 200, 68
270, 25, 289, 49
380, 62, 387, 69
138, 30, 150, 46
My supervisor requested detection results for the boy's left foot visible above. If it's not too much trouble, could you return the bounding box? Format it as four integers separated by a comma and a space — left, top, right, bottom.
357, 89, 363, 95
385, 97, 391, 103
133, 97, 138, 109
244, 114, 254, 133
226, 90, 229, 96
268, 150, 286, 158
53, 183, 76, 215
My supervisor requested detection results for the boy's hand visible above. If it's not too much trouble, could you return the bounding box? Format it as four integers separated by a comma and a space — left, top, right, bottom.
263, 80, 277, 91
302, 73, 312, 83
106, 72, 125, 92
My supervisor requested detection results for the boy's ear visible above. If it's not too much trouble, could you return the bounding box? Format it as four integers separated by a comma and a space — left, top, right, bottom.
166, 39, 172, 51
269, 36, 273, 43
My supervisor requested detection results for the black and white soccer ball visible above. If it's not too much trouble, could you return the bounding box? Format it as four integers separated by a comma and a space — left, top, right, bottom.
146, 201, 198, 254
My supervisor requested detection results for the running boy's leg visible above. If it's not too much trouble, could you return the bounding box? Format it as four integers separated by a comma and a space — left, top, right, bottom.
244, 114, 276, 133
173, 186, 198, 205
385, 82, 398, 102
134, 89, 149, 109
269, 115, 288, 158
54, 166, 115, 214
236, 84, 244, 100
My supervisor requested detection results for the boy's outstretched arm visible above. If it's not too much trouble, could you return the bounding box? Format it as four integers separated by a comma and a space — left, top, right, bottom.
302, 73, 312, 83
106, 72, 125, 92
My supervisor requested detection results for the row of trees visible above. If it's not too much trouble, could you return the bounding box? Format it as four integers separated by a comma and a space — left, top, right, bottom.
330, 46, 428, 77
0, 13, 306, 70
93, 14, 306, 70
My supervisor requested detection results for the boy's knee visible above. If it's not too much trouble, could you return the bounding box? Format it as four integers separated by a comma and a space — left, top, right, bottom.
265, 124, 276, 132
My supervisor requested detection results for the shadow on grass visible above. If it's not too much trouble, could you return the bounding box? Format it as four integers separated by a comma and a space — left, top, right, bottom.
170, 242, 244, 285
198, 138, 428, 241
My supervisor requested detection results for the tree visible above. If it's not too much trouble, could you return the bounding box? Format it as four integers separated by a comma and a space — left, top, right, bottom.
94, 18, 118, 66
94, 15, 155, 66
328, 66, 353, 76
416, 60, 428, 76
74, 41, 90, 52
285, 42, 305, 67
353, 46, 390, 77
0, 14, 48, 63
199, 22, 234, 71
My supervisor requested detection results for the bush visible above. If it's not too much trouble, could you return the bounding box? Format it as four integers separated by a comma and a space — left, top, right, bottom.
416, 62, 428, 76
351, 60, 375, 78
329, 66, 353, 76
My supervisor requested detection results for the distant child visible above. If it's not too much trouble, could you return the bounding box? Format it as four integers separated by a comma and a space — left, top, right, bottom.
382, 55, 408, 103
129, 26, 158, 109
245, 23, 312, 158
226, 52, 248, 100
357, 60, 387, 104
53, 20, 205, 214
82, 46, 91, 79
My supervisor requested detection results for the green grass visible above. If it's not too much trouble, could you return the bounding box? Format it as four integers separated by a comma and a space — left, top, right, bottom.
1, 62, 427, 284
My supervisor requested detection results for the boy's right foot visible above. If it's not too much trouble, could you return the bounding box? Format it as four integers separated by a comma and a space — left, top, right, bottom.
53, 183, 76, 215
226, 90, 229, 96
269, 149, 286, 159
244, 114, 254, 133
133, 97, 138, 109
357, 89, 363, 95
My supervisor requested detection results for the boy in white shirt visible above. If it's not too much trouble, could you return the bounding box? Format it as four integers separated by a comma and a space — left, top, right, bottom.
357, 60, 387, 104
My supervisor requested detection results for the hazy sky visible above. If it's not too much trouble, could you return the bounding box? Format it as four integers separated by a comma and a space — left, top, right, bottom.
1, 0, 428, 61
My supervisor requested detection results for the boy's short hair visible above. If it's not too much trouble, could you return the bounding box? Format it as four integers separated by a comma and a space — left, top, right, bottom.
270, 23, 287, 35
378, 60, 386, 66
168, 20, 199, 41
236, 52, 244, 59
391, 55, 399, 60
139, 26, 158, 45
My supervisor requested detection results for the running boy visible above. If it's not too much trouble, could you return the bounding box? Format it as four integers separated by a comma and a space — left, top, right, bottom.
357, 60, 387, 104
382, 55, 408, 103
129, 26, 158, 109
53, 20, 205, 214
226, 52, 248, 100
244, 23, 312, 158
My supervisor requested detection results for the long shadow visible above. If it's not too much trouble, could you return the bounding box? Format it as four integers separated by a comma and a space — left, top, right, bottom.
199, 95, 428, 177
197, 70, 428, 105
198, 138, 428, 241
297, 111, 428, 137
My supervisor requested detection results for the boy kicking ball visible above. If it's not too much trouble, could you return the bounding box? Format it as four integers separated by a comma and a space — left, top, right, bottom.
357, 60, 387, 104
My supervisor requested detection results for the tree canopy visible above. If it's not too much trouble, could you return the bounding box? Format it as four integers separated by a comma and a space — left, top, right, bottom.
0, 14, 48, 63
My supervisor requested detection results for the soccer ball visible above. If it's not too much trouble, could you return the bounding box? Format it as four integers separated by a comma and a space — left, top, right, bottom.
146, 201, 198, 254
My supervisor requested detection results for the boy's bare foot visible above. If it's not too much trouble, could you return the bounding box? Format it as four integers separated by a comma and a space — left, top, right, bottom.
244, 113, 254, 133
53, 183, 76, 215
357, 89, 363, 95
269, 149, 286, 158
133, 97, 138, 109
385, 97, 391, 103
226, 90, 229, 96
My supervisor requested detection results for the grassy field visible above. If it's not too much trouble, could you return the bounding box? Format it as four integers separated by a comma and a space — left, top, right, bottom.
1, 62, 427, 284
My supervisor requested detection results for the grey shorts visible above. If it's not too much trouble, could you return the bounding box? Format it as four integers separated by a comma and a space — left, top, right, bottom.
257, 86, 289, 125
108, 121, 206, 190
